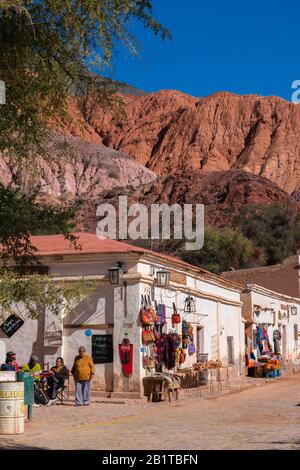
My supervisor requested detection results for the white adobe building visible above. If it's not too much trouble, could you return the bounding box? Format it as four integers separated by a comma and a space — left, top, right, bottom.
0, 233, 244, 397
241, 284, 300, 362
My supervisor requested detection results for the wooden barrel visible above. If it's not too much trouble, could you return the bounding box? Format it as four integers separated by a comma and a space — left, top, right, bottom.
0, 381, 24, 434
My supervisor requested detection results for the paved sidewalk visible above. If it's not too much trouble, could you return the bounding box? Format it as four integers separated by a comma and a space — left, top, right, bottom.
0, 373, 300, 450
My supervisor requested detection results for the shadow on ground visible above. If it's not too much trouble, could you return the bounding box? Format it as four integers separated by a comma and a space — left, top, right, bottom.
0, 443, 49, 450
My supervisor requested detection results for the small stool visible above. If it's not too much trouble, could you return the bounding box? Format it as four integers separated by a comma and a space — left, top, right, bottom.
149, 379, 164, 402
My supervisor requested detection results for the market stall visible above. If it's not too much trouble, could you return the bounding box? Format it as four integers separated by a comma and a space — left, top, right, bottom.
248, 353, 281, 378
247, 320, 283, 378
140, 295, 225, 400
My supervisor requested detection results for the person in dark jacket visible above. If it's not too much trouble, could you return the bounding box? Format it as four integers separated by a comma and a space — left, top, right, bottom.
47, 357, 70, 405
6, 351, 20, 371
1, 355, 16, 371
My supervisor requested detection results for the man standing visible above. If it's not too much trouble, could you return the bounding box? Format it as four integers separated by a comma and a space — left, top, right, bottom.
71, 346, 95, 406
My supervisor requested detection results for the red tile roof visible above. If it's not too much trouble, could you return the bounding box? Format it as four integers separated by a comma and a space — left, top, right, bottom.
30, 232, 145, 256
29, 232, 243, 290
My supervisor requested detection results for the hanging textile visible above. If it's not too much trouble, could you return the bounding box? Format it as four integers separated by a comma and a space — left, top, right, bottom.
156, 304, 167, 325
164, 333, 176, 370
155, 334, 166, 366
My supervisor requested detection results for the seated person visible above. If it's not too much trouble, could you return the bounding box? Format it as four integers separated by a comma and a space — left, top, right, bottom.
47, 357, 69, 405
22, 354, 48, 406
5, 351, 20, 371
22, 354, 42, 380
1, 353, 17, 371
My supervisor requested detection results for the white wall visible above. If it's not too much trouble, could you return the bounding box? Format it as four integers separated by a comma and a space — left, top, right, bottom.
219, 304, 242, 372
0, 256, 243, 392
249, 289, 300, 361
0, 308, 62, 368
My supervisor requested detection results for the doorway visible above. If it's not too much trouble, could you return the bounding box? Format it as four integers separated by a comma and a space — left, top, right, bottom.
196, 326, 205, 362
282, 325, 287, 357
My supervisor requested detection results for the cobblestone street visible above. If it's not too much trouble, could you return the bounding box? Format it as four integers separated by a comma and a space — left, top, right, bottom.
1, 374, 300, 450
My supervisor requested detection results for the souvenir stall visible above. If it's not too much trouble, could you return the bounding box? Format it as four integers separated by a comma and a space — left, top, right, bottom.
247, 354, 281, 378
139, 294, 221, 401
247, 324, 282, 378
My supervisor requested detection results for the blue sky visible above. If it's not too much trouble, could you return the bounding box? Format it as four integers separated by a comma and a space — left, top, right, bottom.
110, 0, 300, 101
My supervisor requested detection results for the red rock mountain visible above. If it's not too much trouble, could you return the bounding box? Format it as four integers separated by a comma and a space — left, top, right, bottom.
78, 170, 299, 232
2, 89, 300, 234
65, 90, 300, 194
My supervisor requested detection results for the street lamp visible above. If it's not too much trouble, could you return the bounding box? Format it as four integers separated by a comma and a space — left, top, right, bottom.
156, 269, 170, 288
291, 306, 297, 316
108, 262, 124, 286
184, 295, 196, 313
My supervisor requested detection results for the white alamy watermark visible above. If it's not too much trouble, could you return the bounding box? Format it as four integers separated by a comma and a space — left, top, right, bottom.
96, 196, 204, 251
291, 80, 300, 103
0, 80, 6, 105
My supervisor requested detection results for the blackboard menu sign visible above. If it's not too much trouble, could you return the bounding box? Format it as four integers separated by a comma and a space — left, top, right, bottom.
92, 334, 113, 364
0, 314, 24, 338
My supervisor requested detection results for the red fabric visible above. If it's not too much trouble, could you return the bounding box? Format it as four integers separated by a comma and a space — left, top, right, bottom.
118, 344, 133, 376
12, 361, 20, 372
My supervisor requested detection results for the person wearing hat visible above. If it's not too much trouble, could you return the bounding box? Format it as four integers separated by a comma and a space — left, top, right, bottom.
22, 354, 47, 407
6, 351, 20, 372
22, 354, 42, 380
1, 353, 17, 371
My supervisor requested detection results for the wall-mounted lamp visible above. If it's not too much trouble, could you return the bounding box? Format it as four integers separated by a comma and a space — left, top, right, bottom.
291, 306, 298, 316
156, 269, 170, 288
184, 295, 196, 313
108, 262, 124, 286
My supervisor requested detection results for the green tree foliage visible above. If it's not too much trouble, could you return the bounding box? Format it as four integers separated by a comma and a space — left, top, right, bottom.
0, 270, 95, 320
0, 183, 78, 265
235, 203, 300, 265
0, 1, 168, 317
0, 1, 170, 156
0, 184, 97, 319
180, 227, 261, 274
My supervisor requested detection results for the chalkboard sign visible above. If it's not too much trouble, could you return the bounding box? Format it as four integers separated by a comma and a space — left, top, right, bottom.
0, 314, 24, 338
92, 334, 113, 364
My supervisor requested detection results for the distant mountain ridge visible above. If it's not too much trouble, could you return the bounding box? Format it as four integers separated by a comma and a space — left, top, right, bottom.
2, 87, 300, 242
62, 89, 300, 195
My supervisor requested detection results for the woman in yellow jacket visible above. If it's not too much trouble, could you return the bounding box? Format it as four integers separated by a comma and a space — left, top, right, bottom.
71, 346, 95, 406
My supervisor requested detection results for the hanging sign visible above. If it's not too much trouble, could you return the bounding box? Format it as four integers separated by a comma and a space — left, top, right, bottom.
0, 315, 24, 338
44, 330, 62, 347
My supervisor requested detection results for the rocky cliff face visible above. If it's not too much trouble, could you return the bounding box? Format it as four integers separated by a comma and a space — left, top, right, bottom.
0, 134, 156, 201
2, 89, 300, 233
67, 90, 300, 194
78, 169, 299, 232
